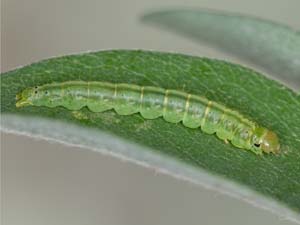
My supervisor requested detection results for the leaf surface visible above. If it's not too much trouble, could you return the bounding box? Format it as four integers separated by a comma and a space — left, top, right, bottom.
1, 50, 300, 220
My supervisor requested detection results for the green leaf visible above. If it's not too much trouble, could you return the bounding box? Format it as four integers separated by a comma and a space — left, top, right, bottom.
1, 50, 300, 222
141, 10, 300, 91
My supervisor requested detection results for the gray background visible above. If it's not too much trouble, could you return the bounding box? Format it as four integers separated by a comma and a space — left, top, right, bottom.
1, 0, 300, 224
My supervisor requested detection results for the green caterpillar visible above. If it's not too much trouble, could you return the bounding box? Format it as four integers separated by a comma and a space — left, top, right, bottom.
16, 81, 280, 155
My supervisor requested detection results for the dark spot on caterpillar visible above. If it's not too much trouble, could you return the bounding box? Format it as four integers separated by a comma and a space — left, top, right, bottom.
254, 143, 261, 147
35, 91, 38, 94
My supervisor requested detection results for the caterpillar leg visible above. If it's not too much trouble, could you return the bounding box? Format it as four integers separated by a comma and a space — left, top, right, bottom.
71, 111, 89, 121
249, 147, 263, 156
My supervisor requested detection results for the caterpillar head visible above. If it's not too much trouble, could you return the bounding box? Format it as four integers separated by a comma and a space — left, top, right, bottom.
251, 127, 280, 154
16, 86, 44, 108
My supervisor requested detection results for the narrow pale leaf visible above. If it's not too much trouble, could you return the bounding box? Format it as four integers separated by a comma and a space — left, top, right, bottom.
142, 10, 300, 90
